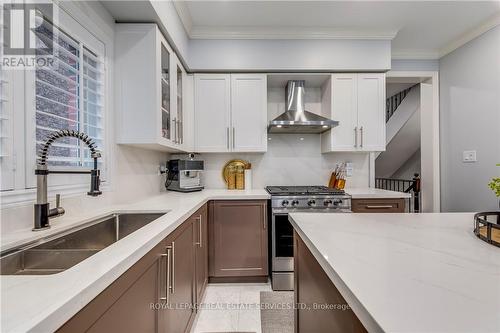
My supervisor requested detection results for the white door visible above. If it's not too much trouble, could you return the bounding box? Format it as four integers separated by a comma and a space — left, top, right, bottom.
329, 74, 358, 151
231, 74, 267, 152
357, 73, 386, 151
194, 74, 231, 152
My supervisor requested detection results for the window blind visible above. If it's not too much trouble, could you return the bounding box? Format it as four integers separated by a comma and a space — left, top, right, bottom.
0, 15, 14, 190
34, 19, 104, 170
0, 66, 14, 191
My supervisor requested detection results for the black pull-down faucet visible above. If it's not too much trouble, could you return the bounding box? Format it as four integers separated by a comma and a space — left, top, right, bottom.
33, 130, 102, 231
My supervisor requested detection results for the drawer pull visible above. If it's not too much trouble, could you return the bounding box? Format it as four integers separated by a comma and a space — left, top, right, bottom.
195, 215, 202, 247
365, 205, 394, 209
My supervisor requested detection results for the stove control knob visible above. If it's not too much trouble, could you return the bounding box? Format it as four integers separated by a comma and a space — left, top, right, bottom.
291, 200, 300, 207
307, 199, 316, 207
333, 199, 343, 206
324, 199, 333, 207
281, 200, 289, 207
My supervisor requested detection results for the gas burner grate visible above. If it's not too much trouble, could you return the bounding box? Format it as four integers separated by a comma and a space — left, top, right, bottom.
266, 186, 345, 196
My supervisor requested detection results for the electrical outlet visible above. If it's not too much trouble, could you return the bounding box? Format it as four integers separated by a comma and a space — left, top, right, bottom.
345, 162, 353, 177
158, 163, 167, 175
462, 150, 477, 163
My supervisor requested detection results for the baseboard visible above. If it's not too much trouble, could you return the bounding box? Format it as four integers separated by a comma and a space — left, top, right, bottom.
208, 276, 269, 283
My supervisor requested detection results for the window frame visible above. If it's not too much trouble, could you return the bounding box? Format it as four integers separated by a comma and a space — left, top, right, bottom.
1, 2, 111, 207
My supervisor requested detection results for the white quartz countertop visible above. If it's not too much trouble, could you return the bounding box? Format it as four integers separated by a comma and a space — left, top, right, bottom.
345, 187, 411, 199
0, 189, 269, 333
289, 212, 500, 333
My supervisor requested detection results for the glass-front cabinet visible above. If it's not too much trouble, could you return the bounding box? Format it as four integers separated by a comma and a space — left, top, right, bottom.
159, 35, 185, 147
160, 43, 171, 141
175, 62, 186, 146
115, 24, 189, 152
176, 65, 184, 145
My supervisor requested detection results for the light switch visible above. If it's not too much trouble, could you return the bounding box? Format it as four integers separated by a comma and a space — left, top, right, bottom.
462, 150, 477, 163
345, 162, 353, 177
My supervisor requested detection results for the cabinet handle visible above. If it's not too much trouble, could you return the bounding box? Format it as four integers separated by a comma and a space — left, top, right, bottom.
170, 241, 175, 294
365, 205, 394, 209
226, 127, 230, 150
177, 119, 181, 144
232, 127, 235, 149
179, 120, 183, 144
354, 127, 358, 147
172, 118, 177, 144
263, 216, 267, 230
162, 246, 172, 303
360, 126, 363, 148
195, 215, 202, 247
159, 253, 167, 302
174, 119, 178, 144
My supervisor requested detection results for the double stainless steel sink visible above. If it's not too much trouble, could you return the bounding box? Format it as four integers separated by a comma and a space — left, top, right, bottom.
0, 212, 167, 275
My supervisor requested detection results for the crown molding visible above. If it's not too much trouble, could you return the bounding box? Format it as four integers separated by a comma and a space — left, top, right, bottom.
187, 26, 397, 40
439, 13, 500, 58
172, 1, 193, 35
391, 50, 440, 60
392, 13, 500, 60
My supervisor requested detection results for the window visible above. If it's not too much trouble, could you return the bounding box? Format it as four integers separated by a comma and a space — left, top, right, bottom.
34, 18, 104, 170
1, 3, 108, 202
0, 62, 14, 191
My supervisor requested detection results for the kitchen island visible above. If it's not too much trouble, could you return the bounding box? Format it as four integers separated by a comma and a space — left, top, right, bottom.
289, 212, 500, 332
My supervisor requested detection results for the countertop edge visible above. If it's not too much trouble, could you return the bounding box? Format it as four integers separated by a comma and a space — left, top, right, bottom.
346, 188, 412, 199
289, 214, 384, 333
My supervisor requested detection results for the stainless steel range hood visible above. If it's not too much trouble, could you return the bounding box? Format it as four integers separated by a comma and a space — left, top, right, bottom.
268, 80, 339, 134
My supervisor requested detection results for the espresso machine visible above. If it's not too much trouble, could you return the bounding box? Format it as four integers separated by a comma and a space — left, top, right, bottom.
165, 155, 204, 192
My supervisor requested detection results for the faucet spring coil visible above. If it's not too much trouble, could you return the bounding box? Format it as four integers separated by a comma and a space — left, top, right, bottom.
38, 130, 99, 166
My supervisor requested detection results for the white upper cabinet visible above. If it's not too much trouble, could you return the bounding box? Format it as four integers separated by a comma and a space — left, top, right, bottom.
194, 74, 267, 153
357, 73, 386, 151
231, 74, 267, 152
115, 24, 189, 152
325, 74, 358, 150
194, 74, 231, 152
322, 73, 385, 152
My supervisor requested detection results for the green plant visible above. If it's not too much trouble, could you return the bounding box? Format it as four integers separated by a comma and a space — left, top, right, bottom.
489, 164, 500, 197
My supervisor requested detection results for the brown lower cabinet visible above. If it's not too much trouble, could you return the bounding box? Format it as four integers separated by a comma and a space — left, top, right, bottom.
208, 200, 268, 281
351, 198, 406, 213
294, 231, 366, 333
194, 204, 208, 306
58, 204, 208, 333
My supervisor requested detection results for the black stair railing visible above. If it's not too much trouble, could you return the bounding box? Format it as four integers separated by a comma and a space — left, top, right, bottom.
386, 84, 418, 122
375, 173, 421, 212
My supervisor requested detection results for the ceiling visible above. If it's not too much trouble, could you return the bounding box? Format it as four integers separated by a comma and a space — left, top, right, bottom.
174, 1, 500, 59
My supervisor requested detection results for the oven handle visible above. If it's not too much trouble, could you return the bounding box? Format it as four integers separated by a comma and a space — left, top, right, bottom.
272, 209, 350, 214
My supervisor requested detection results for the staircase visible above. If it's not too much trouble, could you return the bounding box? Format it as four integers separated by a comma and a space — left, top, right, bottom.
376, 84, 421, 178
386, 85, 415, 122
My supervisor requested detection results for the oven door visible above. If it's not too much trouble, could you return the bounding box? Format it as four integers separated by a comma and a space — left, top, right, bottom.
272, 212, 294, 272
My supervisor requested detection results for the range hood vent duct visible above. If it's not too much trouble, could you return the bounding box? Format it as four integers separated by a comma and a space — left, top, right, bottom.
268, 80, 339, 134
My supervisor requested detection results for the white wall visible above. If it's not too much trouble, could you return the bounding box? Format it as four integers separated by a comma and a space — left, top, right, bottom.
391, 149, 421, 179
201, 134, 370, 189
440, 25, 500, 212
188, 39, 391, 72
391, 59, 439, 71
386, 83, 415, 98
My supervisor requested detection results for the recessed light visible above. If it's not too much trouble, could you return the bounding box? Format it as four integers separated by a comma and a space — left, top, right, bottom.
276, 125, 282, 128
322, 125, 328, 128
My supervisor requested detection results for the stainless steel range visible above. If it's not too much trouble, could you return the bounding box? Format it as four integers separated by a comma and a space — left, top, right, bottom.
266, 186, 351, 291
